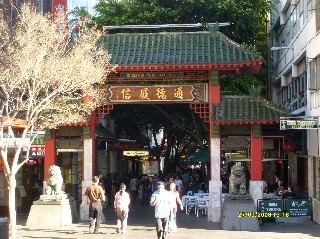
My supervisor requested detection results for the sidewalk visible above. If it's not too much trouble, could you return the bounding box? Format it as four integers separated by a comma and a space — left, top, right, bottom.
16, 204, 320, 239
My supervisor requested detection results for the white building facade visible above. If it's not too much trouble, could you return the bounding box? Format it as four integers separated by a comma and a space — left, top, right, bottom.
269, 0, 320, 223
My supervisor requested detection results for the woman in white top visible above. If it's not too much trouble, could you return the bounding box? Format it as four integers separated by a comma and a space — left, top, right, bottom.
168, 182, 183, 232
114, 184, 130, 234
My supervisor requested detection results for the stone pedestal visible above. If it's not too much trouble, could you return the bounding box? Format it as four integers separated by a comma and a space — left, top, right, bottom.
313, 198, 320, 225
26, 197, 72, 227
0, 217, 8, 239
208, 180, 222, 222
222, 198, 260, 232
249, 180, 263, 207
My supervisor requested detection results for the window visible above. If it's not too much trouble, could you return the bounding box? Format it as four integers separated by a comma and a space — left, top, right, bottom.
38, 0, 44, 15
309, 58, 317, 90
317, 56, 320, 90
317, 0, 320, 32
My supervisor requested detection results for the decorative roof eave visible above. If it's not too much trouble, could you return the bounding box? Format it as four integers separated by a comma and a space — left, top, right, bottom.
114, 60, 263, 74
59, 122, 90, 126
211, 120, 280, 125
211, 95, 289, 125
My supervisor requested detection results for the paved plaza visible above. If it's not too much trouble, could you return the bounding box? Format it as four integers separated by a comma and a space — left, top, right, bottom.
15, 203, 320, 239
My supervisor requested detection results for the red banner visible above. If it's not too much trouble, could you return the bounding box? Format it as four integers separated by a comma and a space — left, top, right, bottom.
53, 0, 68, 42
53, 0, 67, 17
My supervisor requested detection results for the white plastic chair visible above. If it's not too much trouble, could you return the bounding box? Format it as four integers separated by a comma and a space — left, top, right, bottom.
195, 198, 209, 217
185, 198, 198, 215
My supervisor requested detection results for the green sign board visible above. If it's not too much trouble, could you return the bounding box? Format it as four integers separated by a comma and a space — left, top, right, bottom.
285, 198, 312, 217
280, 119, 318, 130
258, 199, 283, 214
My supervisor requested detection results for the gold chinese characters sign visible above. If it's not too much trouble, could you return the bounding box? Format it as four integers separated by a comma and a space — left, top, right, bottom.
105, 84, 208, 103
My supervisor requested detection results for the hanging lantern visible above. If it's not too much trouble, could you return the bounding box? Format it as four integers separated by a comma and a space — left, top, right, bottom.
283, 142, 295, 152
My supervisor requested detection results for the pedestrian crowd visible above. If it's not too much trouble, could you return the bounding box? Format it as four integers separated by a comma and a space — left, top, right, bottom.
85, 166, 208, 238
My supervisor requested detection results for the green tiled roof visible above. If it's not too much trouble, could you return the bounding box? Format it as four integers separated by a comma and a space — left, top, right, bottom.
101, 30, 262, 66
212, 96, 288, 123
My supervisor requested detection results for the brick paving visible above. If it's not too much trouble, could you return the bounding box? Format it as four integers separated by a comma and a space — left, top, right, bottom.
16, 203, 320, 239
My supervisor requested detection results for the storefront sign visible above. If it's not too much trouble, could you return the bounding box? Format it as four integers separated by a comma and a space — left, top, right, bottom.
123, 151, 149, 157
29, 145, 45, 156
33, 137, 45, 145
105, 84, 208, 103
108, 141, 144, 151
222, 137, 250, 148
57, 149, 83, 152
285, 198, 312, 217
280, 119, 318, 130
257, 199, 283, 214
120, 72, 183, 79
0, 138, 30, 148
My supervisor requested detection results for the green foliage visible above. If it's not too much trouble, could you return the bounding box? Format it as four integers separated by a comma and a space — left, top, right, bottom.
94, 0, 273, 45
220, 75, 262, 96
70, 6, 92, 19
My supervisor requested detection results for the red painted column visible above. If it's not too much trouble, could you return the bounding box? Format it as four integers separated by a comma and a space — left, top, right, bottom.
209, 70, 220, 104
44, 129, 57, 180
90, 111, 96, 177
209, 70, 221, 181
251, 124, 262, 180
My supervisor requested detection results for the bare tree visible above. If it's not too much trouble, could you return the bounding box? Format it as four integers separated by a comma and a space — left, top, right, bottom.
0, 4, 114, 238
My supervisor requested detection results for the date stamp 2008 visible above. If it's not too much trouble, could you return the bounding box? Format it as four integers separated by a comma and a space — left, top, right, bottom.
238, 212, 290, 218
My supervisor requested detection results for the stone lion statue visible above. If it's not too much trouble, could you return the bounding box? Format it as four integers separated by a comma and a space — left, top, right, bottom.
229, 164, 247, 195
46, 165, 64, 195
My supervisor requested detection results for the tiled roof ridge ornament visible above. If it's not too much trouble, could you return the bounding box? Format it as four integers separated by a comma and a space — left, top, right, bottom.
206, 22, 220, 33
103, 22, 230, 31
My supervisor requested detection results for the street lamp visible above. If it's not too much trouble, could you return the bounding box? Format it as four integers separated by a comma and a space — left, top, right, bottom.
270, 46, 293, 51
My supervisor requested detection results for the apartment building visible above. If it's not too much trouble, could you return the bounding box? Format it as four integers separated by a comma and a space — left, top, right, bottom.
269, 0, 320, 223
0, 0, 55, 23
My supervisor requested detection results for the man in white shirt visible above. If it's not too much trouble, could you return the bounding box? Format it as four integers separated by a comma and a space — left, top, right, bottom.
150, 181, 171, 239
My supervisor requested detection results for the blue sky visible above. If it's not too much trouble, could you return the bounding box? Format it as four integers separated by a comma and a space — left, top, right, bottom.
68, 0, 99, 16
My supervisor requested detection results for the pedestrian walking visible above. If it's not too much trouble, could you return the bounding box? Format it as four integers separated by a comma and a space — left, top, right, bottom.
152, 174, 160, 192
114, 183, 130, 234
140, 174, 151, 205
150, 181, 171, 239
84, 176, 105, 234
168, 182, 183, 232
